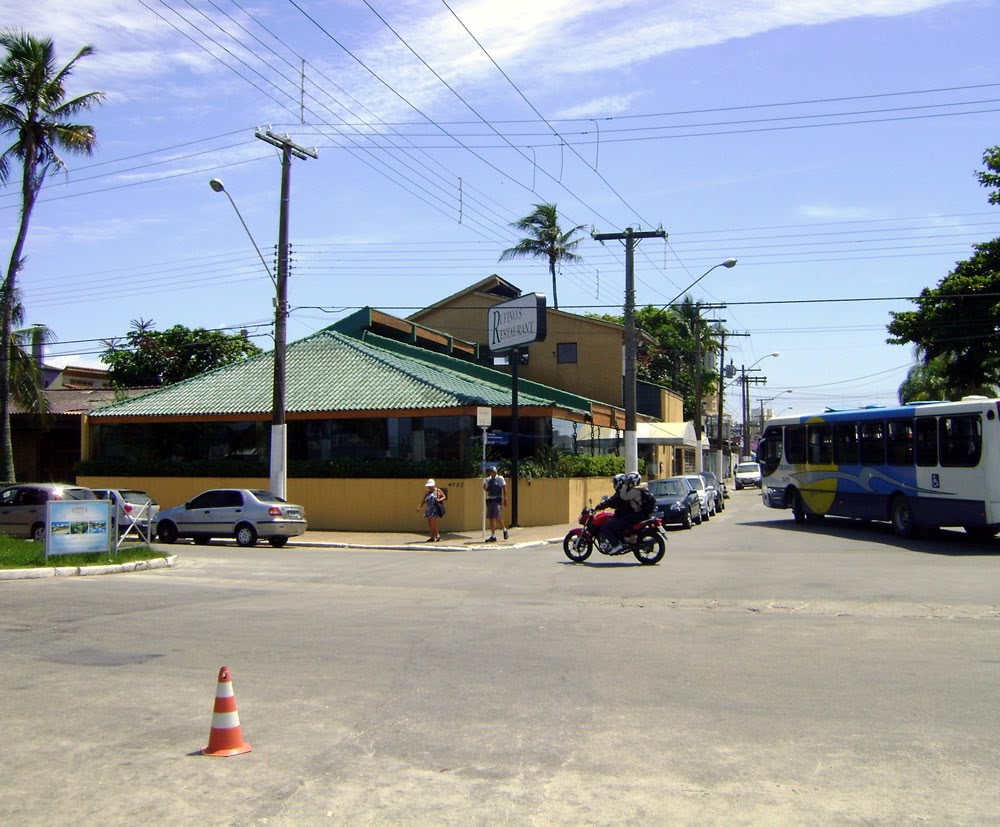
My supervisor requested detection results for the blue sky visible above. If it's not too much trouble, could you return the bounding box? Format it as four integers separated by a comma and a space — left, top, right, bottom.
2, 0, 998, 423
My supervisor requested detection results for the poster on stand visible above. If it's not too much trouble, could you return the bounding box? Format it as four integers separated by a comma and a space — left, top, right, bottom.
46, 500, 113, 557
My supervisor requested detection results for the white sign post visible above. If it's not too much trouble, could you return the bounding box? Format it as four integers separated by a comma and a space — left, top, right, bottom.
477, 407, 492, 537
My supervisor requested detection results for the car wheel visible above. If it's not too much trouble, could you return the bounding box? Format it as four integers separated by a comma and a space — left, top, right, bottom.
682, 511, 693, 530
235, 523, 258, 547
157, 521, 178, 544
268, 536, 289, 548
31, 522, 45, 543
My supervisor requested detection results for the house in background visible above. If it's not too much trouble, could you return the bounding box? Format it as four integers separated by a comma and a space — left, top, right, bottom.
408, 275, 692, 476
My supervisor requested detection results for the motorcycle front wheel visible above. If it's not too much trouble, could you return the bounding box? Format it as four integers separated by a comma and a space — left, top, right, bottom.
563, 529, 593, 562
633, 531, 666, 565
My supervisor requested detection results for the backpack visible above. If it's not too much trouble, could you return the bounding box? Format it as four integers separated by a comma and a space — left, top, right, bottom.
638, 487, 656, 517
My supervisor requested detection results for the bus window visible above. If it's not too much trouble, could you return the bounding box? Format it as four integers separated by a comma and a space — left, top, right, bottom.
833, 422, 858, 464
786, 425, 806, 464
859, 421, 885, 465
759, 428, 782, 476
915, 417, 938, 466
807, 423, 832, 465
940, 414, 981, 467
886, 420, 914, 466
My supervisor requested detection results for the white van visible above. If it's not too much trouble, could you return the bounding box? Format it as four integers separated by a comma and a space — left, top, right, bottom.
733, 461, 762, 490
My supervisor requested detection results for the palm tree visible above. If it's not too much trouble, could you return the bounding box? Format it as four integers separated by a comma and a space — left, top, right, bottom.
0, 30, 103, 482
498, 203, 586, 310
2, 285, 52, 421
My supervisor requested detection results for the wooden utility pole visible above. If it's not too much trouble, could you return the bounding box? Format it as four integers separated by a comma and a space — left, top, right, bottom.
254, 128, 317, 499
591, 227, 667, 473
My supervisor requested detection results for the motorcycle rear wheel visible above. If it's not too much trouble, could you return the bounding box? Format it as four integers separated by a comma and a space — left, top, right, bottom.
633, 532, 666, 565
563, 529, 593, 562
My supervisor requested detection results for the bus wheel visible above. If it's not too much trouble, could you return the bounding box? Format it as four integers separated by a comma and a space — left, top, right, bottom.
890, 496, 916, 538
791, 491, 806, 524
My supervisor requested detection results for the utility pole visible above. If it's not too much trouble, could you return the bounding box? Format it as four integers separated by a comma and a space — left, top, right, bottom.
741, 371, 767, 461
716, 328, 749, 477
591, 226, 667, 473
255, 128, 318, 500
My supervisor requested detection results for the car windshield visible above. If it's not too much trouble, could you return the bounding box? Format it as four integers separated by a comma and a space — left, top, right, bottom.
736, 463, 760, 473
648, 480, 688, 497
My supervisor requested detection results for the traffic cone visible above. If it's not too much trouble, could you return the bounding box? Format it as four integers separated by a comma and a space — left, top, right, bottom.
201, 666, 252, 757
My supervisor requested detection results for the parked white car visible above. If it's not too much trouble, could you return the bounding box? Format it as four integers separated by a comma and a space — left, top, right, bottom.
734, 461, 762, 490
91, 488, 159, 538
154, 488, 307, 548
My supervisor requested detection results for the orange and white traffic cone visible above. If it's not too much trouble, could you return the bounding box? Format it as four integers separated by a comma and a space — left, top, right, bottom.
201, 666, 252, 757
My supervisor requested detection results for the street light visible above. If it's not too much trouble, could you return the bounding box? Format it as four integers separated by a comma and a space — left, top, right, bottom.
664, 258, 737, 472
209, 177, 286, 498
208, 179, 275, 287
758, 389, 792, 430
739, 352, 780, 462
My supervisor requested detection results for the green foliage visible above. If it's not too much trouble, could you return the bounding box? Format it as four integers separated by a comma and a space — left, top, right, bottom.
499, 202, 586, 309
897, 349, 997, 403
0, 30, 103, 483
0, 534, 165, 569
100, 318, 262, 387
77, 451, 624, 480
887, 238, 1000, 393
592, 300, 720, 419
516, 448, 625, 480
976, 146, 1000, 206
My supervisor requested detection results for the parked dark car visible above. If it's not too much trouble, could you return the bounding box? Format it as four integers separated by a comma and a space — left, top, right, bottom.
698, 471, 725, 512
647, 477, 701, 529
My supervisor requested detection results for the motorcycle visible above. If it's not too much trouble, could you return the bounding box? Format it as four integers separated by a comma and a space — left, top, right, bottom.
562, 503, 667, 565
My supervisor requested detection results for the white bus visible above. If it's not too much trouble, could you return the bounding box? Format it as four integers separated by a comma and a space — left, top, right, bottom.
756, 396, 1000, 538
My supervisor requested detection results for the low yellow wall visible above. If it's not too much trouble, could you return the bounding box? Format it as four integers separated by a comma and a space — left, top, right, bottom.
77, 476, 612, 532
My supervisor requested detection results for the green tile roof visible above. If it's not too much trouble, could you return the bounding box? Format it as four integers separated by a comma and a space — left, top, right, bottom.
89, 325, 591, 418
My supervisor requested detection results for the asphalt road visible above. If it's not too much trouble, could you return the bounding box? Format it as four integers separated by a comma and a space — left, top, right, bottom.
2, 491, 999, 825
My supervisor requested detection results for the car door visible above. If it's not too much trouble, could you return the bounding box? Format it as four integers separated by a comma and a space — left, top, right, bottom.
212, 490, 247, 537
180, 490, 225, 536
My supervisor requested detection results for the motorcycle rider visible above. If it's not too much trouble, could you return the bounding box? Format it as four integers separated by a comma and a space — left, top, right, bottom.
595, 472, 655, 552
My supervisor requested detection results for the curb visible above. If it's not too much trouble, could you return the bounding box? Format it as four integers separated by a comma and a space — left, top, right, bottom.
0, 555, 178, 581
288, 537, 564, 551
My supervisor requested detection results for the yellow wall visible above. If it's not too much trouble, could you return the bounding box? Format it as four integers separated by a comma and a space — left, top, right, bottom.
78, 475, 611, 532
418, 295, 627, 408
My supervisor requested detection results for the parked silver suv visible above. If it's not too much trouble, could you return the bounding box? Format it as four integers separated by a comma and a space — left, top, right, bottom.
0, 483, 97, 542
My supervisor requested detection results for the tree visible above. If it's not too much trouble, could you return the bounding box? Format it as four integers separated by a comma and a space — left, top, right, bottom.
896, 348, 996, 403
2, 285, 51, 420
0, 30, 104, 483
591, 299, 719, 419
887, 238, 1000, 392
498, 203, 585, 310
100, 319, 263, 388
976, 145, 1000, 205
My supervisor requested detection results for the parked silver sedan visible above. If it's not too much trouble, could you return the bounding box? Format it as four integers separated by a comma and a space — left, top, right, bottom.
153, 488, 307, 548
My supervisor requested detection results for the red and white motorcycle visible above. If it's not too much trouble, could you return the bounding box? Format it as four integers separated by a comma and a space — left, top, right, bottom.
562, 503, 667, 565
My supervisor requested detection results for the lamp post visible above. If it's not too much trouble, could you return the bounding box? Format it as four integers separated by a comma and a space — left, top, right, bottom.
739, 352, 779, 462
209, 177, 286, 497
665, 259, 736, 472
758, 389, 792, 431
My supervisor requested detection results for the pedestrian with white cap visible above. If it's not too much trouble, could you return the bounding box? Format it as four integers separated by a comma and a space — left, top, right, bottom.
417, 479, 447, 542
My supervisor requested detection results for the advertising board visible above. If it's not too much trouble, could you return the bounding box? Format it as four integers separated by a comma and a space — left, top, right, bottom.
45, 500, 113, 557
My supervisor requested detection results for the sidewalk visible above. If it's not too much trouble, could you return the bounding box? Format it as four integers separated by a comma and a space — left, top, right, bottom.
289, 522, 576, 551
